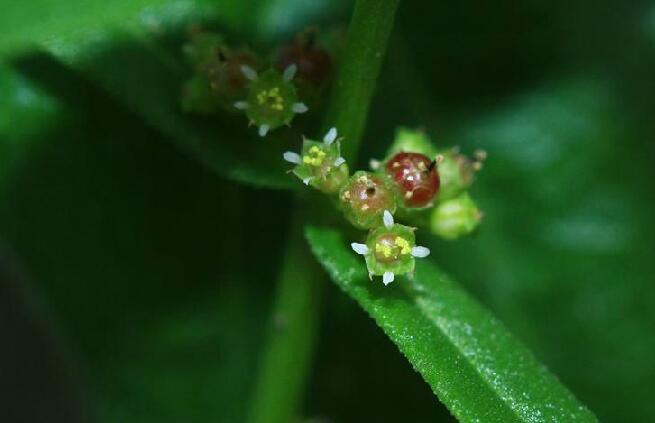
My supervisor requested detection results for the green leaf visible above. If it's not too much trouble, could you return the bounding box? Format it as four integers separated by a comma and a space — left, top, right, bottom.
430, 79, 655, 422
305, 225, 597, 423
0, 0, 265, 55
16, 36, 297, 190
0, 64, 64, 190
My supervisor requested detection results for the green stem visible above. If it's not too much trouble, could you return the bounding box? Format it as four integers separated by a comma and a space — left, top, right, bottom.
247, 213, 323, 423
247, 1, 400, 422
325, 0, 401, 162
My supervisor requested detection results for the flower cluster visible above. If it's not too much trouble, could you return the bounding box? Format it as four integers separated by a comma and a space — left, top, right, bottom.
284, 127, 486, 286
181, 27, 334, 137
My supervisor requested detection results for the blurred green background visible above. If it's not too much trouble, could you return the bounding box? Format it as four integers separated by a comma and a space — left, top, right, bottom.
1, 0, 654, 422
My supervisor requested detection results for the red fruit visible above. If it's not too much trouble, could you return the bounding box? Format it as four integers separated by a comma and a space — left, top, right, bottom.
385, 152, 440, 208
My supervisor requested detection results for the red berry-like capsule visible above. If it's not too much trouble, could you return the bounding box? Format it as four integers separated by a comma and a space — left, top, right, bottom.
339, 171, 397, 229
385, 152, 440, 208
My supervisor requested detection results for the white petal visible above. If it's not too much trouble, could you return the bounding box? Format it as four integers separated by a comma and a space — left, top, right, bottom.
240, 65, 257, 80
292, 102, 308, 114
411, 246, 431, 258
382, 272, 395, 285
334, 157, 346, 167
258, 125, 270, 137
350, 243, 369, 255
283, 64, 298, 81
383, 210, 394, 228
369, 159, 380, 170
233, 101, 249, 110
283, 151, 301, 164
323, 127, 337, 145
302, 177, 311, 185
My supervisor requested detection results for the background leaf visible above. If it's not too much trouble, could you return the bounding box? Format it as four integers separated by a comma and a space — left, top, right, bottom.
0, 70, 289, 421
13, 33, 300, 190
306, 225, 597, 423
0, 0, 261, 55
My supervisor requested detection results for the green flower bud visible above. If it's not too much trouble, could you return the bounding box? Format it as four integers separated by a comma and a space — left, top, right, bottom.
430, 193, 482, 240
386, 127, 438, 158
339, 171, 398, 229
351, 211, 430, 285
436, 148, 486, 201
283, 127, 348, 194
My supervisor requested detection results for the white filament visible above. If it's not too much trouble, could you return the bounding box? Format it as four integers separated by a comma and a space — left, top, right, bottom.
283, 151, 301, 164
324, 127, 338, 145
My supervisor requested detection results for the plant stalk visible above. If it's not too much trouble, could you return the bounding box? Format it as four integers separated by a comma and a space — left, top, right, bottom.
325, 0, 401, 162
247, 1, 401, 421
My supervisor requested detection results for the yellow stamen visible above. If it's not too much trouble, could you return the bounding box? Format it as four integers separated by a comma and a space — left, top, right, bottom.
375, 243, 393, 258
395, 237, 412, 255
302, 146, 327, 166
256, 87, 284, 111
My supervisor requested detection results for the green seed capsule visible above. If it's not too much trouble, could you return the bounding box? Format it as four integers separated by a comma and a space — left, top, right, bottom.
283, 128, 348, 194
235, 67, 308, 137
339, 171, 398, 229
351, 211, 430, 285
386, 127, 438, 158
430, 192, 482, 240
436, 148, 486, 202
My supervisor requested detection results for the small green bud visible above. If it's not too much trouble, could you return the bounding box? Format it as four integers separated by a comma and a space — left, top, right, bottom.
351, 211, 430, 285
283, 127, 348, 194
339, 171, 398, 229
430, 193, 482, 240
386, 127, 438, 158
437, 148, 486, 201
235, 67, 308, 137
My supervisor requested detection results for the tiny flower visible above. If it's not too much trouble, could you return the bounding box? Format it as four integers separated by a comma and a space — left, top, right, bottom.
437, 147, 486, 201
351, 210, 430, 285
384, 152, 441, 208
430, 192, 483, 240
339, 171, 398, 229
283, 127, 349, 194
236, 68, 308, 137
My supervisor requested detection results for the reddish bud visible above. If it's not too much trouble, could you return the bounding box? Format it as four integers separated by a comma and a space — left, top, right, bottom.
385, 152, 440, 208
